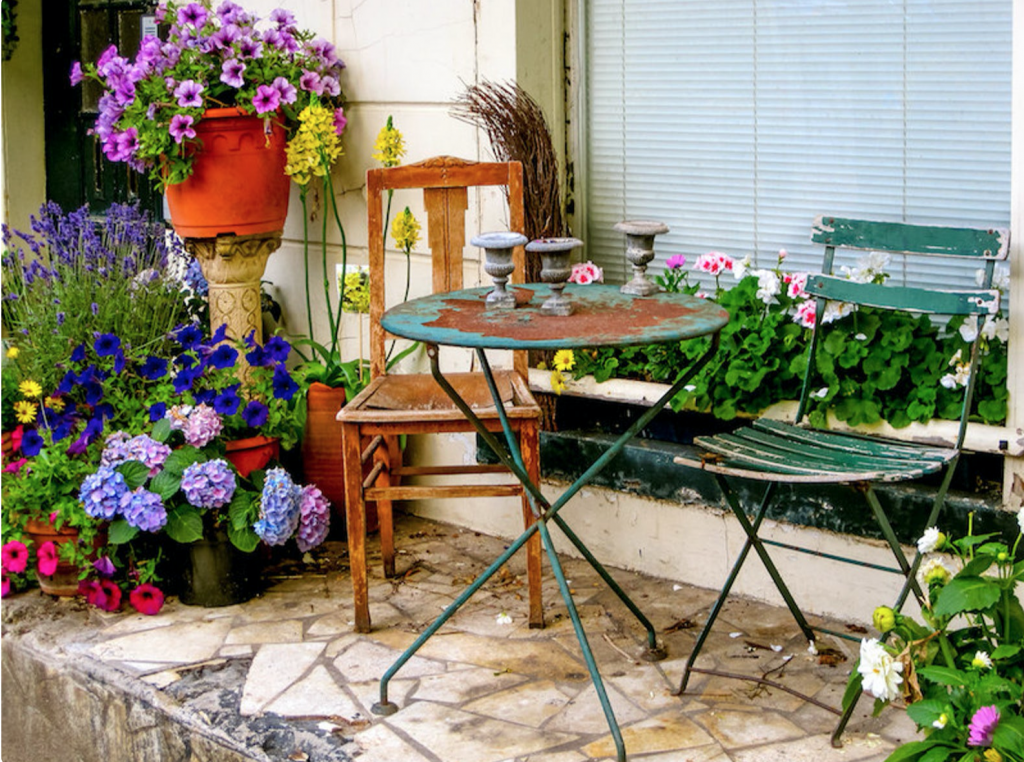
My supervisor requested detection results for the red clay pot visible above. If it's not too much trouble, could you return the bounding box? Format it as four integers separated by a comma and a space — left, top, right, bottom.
164, 107, 291, 238
224, 434, 280, 479
23, 519, 98, 597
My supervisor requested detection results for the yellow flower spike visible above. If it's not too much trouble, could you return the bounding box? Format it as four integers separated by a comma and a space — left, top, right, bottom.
285, 103, 343, 186
553, 349, 576, 372
13, 400, 37, 424
6, 346, 19, 359
372, 116, 406, 167
18, 380, 43, 399
391, 207, 421, 251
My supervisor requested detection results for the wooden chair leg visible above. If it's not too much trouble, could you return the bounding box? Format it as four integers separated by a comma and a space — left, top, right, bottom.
342, 422, 371, 633
520, 420, 545, 629
376, 436, 397, 579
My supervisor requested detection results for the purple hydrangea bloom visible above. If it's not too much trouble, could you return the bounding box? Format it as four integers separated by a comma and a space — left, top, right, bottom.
120, 488, 168, 532
296, 485, 330, 552
182, 403, 223, 447
102, 433, 171, 475
254, 467, 300, 545
80, 466, 129, 519
180, 459, 236, 509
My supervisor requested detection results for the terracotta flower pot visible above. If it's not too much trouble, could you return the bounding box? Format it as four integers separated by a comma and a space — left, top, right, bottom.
224, 434, 280, 479
164, 107, 291, 238
1, 430, 13, 462
23, 519, 98, 597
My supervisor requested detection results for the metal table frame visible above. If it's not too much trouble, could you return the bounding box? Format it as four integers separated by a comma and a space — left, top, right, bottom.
369, 284, 727, 762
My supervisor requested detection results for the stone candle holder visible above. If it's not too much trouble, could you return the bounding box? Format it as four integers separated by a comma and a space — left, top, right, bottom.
525, 237, 584, 316
472, 231, 529, 309
614, 220, 669, 296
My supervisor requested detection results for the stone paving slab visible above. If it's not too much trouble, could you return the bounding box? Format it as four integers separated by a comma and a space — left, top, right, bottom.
2, 514, 917, 762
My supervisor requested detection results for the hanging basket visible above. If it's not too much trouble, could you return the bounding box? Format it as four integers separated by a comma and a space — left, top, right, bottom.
165, 107, 291, 239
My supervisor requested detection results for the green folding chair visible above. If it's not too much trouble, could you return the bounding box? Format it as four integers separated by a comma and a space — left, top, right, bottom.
673, 215, 1008, 745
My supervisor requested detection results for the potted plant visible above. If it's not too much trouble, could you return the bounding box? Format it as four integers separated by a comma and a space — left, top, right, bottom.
71, 0, 347, 239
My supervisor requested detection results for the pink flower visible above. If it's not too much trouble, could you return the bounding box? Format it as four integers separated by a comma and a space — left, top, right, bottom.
3, 457, 27, 474
1, 576, 9, 597
1, 541, 29, 574
568, 261, 604, 285
787, 272, 808, 299
173, 79, 204, 108
333, 107, 348, 136
968, 705, 1000, 747
80, 579, 122, 612
794, 299, 817, 329
36, 541, 59, 577
666, 254, 687, 269
271, 76, 297, 105
694, 251, 735, 275
129, 583, 165, 616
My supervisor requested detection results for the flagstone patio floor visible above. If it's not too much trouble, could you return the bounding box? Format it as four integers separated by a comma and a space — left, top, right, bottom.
2, 514, 918, 761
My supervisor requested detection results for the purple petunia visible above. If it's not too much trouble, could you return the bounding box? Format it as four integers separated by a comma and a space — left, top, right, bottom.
70, 61, 84, 86
296, 485, 330, 552
253, 467, 300, 545
120, 488, 168, 532
180, 459, 236, 509
299, 70, 322, 95
177, 3, 209, 28
271, 76, 297, 105
333, 107, 348, 136
269, 8, 295, 27
237, 36, 262, 59
173, 79, 204, 108
251, 85, 280, 115
220, 58, 246, 88
80, 466, 129, 520
169, 114, 196, 144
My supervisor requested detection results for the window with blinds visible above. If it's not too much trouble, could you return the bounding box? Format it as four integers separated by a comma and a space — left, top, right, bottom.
583, 0, 1012, 289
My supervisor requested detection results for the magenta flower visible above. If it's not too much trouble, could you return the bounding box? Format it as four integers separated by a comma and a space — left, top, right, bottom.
1, 576, 9, 598
177, 3, 208, 28
968, 706, 1000, 747
1, 541, 29, 574
220, 58, 245, 88
173, 79, 204, 108
93, 556, 116, 578
129, 583, 165, 616
36, 542, 59, 577
169, 114, 197, 144
271, 76, 297, 105
333, 107, 348, 136
666, 254, 687, 269
70, 61, 84, 85
251, 84, 281, 114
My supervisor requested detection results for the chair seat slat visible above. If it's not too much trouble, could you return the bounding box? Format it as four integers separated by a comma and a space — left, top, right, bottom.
753, 419, 954, 461
736, 426, 949, 470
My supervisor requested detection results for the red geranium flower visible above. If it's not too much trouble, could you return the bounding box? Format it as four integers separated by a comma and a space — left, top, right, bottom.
1, 541, 28, 574
36, 541, 58, 577
129, 583, 165, 616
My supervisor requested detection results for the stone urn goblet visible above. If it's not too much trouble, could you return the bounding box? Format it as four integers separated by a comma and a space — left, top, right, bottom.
525, 237, 584, 316
614, 220, 669, 296
472, 231, 529, 309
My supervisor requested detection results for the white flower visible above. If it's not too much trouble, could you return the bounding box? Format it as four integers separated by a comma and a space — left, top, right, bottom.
811, 387, 829, 399
858, 638, 903, 702
918, 556, 954, 587
732, 255, 752, 280
854, 333, 867, 341
972, 651, 993, 669
959, 317, 980, 342
820, 300, 854, 324
982, 264, 1011, 292
985, 316, 1010, 343
1017, 508, 1024, 535
917, 527, 944, 554
495, 611, 513, 625
753, 269, 781, 305
933, 713, 948, 729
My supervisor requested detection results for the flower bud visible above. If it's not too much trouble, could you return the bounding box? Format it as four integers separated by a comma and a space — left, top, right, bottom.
872, 606, 896, 633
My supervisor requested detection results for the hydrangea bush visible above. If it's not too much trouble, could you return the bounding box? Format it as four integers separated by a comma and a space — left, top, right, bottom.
845, 512, 1024, 762
573, 251, 1011, 428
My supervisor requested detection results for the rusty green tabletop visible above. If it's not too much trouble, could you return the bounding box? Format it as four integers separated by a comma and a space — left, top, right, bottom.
380, 283, 729, 350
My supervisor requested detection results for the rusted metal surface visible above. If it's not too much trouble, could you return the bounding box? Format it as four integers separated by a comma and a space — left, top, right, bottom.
381, 284, 729, 350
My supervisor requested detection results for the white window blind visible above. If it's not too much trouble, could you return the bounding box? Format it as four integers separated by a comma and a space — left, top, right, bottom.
583, 0, 1012, 289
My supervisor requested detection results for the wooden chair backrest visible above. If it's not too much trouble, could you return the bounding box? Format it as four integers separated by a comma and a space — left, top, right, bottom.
797, 216, 1009, 447
366, 157, 526, 378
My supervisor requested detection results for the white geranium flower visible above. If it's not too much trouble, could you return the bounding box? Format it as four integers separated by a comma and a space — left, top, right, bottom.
732, 255, 752, 280
854, 333, 867, 341
858, 638, 903, 702
994, 265, 1010, 293
821, 300, 854, 325
959, 317, 980, 342
753, 269, 781, 305
917, 527, 944, 554
986, 317, 1010, 343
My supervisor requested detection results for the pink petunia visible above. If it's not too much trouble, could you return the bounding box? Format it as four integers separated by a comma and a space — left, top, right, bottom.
129, 583, 165, 616
36, 541, 58, 577
333, 107, 348, 136
1, 576, 9, 598
1, 541, 28, 574
3, 457, 27, 474
169, 114, 197, 144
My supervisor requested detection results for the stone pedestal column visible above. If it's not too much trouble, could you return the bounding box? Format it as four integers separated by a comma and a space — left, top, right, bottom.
184, 231, 282, 345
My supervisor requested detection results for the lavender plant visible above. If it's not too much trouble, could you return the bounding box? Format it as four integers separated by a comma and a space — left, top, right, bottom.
1, 201, 190, 392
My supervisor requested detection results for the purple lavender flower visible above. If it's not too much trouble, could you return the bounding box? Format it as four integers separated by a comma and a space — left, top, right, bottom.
173, 79, 204, 108
271, 76, 297, 105
254, 468, 300, 545
251, 85, 280, 115
181, 459, 236, 509
80, 466, 129, 519
182, 404, 223, 448
296, 485, 330, 552
967, 706, 1000, 747
91, 302, 99, 315
169, 114, 197, 144
220, 58, 246, 88
177, 3, 209, 28
241, 400, 269, 428
120, 488, 168, 532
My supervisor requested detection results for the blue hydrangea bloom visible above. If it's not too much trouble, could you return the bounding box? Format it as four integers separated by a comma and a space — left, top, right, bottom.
180, 459, 236, 509
80, 466, 129, 519
119, 488, 168, 532
254, 467, 300, 546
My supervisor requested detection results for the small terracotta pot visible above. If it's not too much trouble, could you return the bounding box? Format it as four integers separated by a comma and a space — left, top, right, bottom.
224, 434, 280, 478
23, 519, 103, 597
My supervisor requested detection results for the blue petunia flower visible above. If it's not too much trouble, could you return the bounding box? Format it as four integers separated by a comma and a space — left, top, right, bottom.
58, 371, 77, 395
140, 356, 168, 380
210, 324, 228, 345
175, 324, 203, 350
83, 381, 105, 405
245, 344, 267, 367
213, 385, 241, 416
271, 364, 299, 401
113, 349, 127, 374
172, 366, 198, 394
241, 400, 269, 428
21, 430, 44, 456
264, 335, 291, 363
149, 402, 167, 422
94, 333, 121, 357
209, 344, 238, 370
193, 388, 217, 406
70, 344, 87, 363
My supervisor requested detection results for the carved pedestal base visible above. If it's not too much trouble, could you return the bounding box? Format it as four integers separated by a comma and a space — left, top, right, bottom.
184, 231, 283, 345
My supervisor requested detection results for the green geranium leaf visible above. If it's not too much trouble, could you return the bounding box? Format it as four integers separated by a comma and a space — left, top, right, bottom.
932, 575, 1001, 617
993, 716, 1024, 758
228, 524, 260, 553
165, 506, 204, 544
107, 518, 140, 545
116, 460, 151, 490
905, 698, 946, 728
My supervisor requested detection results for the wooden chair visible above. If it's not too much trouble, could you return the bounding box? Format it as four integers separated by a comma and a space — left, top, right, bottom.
339, 156, 544, 633
672, 216, 1008, 743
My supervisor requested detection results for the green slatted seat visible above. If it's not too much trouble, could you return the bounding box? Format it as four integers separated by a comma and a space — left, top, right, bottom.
672, 216, 1008, 746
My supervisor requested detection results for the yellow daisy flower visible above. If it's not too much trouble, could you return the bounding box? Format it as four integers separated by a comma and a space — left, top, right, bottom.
13, 400, 38, 424
44, 396, 66, 413
391, 207, 421, 251
6, 346, 19, 359
18, 380, 43, 399
550, 369, 567, 395
553, 349, 576, 372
